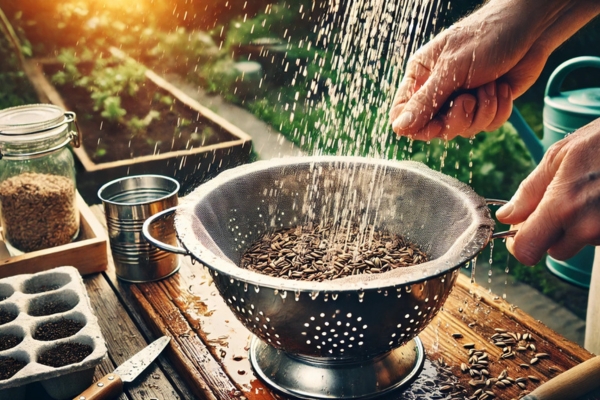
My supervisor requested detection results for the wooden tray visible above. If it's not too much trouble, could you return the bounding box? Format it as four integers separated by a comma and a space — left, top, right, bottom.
0, 193, 108, 278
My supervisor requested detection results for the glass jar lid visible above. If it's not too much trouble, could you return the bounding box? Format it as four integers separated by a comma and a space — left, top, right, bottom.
0, 104, 80, 159
0, 104, 66, 134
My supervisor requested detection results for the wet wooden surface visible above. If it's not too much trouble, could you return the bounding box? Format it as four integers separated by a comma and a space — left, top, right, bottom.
86, 204, 599, 400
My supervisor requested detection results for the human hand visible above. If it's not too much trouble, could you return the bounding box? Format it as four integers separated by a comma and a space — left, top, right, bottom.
496, 118, 600, 266
390, 0, 600, 140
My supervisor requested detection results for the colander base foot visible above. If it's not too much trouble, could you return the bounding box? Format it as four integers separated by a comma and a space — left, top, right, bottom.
249, 336, 425, 399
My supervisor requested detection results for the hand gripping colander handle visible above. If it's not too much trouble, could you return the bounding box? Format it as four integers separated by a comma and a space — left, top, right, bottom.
142, 206, 189, 255
486, 199, 517, 240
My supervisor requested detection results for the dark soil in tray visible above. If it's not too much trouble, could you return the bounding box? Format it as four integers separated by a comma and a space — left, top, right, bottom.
34, 319, 84, 341
0, 334, 23, 351
23, 284, 61, 294
38, 342, 93, 368
0, 357, 27, 380
0, 309, 17, 325
29, 301, 74, 317
42, 63, 239, 164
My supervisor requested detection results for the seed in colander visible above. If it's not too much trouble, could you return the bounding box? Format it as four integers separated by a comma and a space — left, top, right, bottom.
240, 223, 428, 282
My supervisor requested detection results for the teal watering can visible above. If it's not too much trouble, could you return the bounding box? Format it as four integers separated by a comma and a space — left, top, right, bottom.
509, 56, 600, 288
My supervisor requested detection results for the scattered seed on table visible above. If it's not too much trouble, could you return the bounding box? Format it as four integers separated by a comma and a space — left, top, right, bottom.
520, 364, 530, 368
528, 376, 540, 382
535, 353, 549, 359
494, 328, 507, 333
469, 379, 486, 388
452, 333, 463, 339
517, 382, 527, 389
549, 366, 562, 373
530, 357, 539, 365
463, 343, 475, 349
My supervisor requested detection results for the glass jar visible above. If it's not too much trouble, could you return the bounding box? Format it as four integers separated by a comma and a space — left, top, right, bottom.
0, 104, 81, 255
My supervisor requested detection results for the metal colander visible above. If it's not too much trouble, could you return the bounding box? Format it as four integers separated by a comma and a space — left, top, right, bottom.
146, 156, 497, 399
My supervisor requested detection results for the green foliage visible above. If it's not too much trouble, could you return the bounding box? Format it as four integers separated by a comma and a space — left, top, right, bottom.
147, 27, 219, 72
0, 8, 37, 109
100, 96, 126, 121
52, 49, 146, 124
128, 110, 160, 134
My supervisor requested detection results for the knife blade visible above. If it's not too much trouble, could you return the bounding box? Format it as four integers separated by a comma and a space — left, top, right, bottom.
74, 336, 170, 400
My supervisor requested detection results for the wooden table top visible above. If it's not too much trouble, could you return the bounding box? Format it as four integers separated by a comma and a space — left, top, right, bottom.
28, 204, 596, 400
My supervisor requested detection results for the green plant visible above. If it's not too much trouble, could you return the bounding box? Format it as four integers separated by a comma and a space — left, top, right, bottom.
52, 50, 147, 124
128, 110, 160, 135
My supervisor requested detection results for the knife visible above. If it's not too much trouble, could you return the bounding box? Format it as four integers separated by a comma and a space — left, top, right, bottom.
74, 336, 171, 400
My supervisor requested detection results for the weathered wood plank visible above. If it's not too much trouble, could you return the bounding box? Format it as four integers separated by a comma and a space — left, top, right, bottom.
90, 205, 198, 400
84, 272, 183, 400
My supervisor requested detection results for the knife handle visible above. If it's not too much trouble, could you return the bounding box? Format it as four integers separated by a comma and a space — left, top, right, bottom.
73, 373, 124, 400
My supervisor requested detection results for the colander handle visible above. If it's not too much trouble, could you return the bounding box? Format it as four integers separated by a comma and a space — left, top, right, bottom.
486, 199, 518, 240
142, 206, 190, 255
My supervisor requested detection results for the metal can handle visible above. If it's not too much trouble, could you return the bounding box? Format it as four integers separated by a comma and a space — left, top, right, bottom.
142, 206, 189, 255
486, 199, 517, 240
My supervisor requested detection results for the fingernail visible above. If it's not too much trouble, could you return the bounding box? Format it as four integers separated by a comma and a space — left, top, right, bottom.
499, 83, 509, 98
496, 202, 514, 219
463, 98, 476, 114
393, 112, 414, 130
485, 82, 495, 97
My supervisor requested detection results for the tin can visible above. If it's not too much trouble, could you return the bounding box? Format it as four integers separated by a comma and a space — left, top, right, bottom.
98, 175, 180, 282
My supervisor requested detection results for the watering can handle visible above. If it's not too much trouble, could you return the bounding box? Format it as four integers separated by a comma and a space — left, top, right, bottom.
545, 56, 600, 98
142, 206, 190, 255
486, 199, 517, 240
